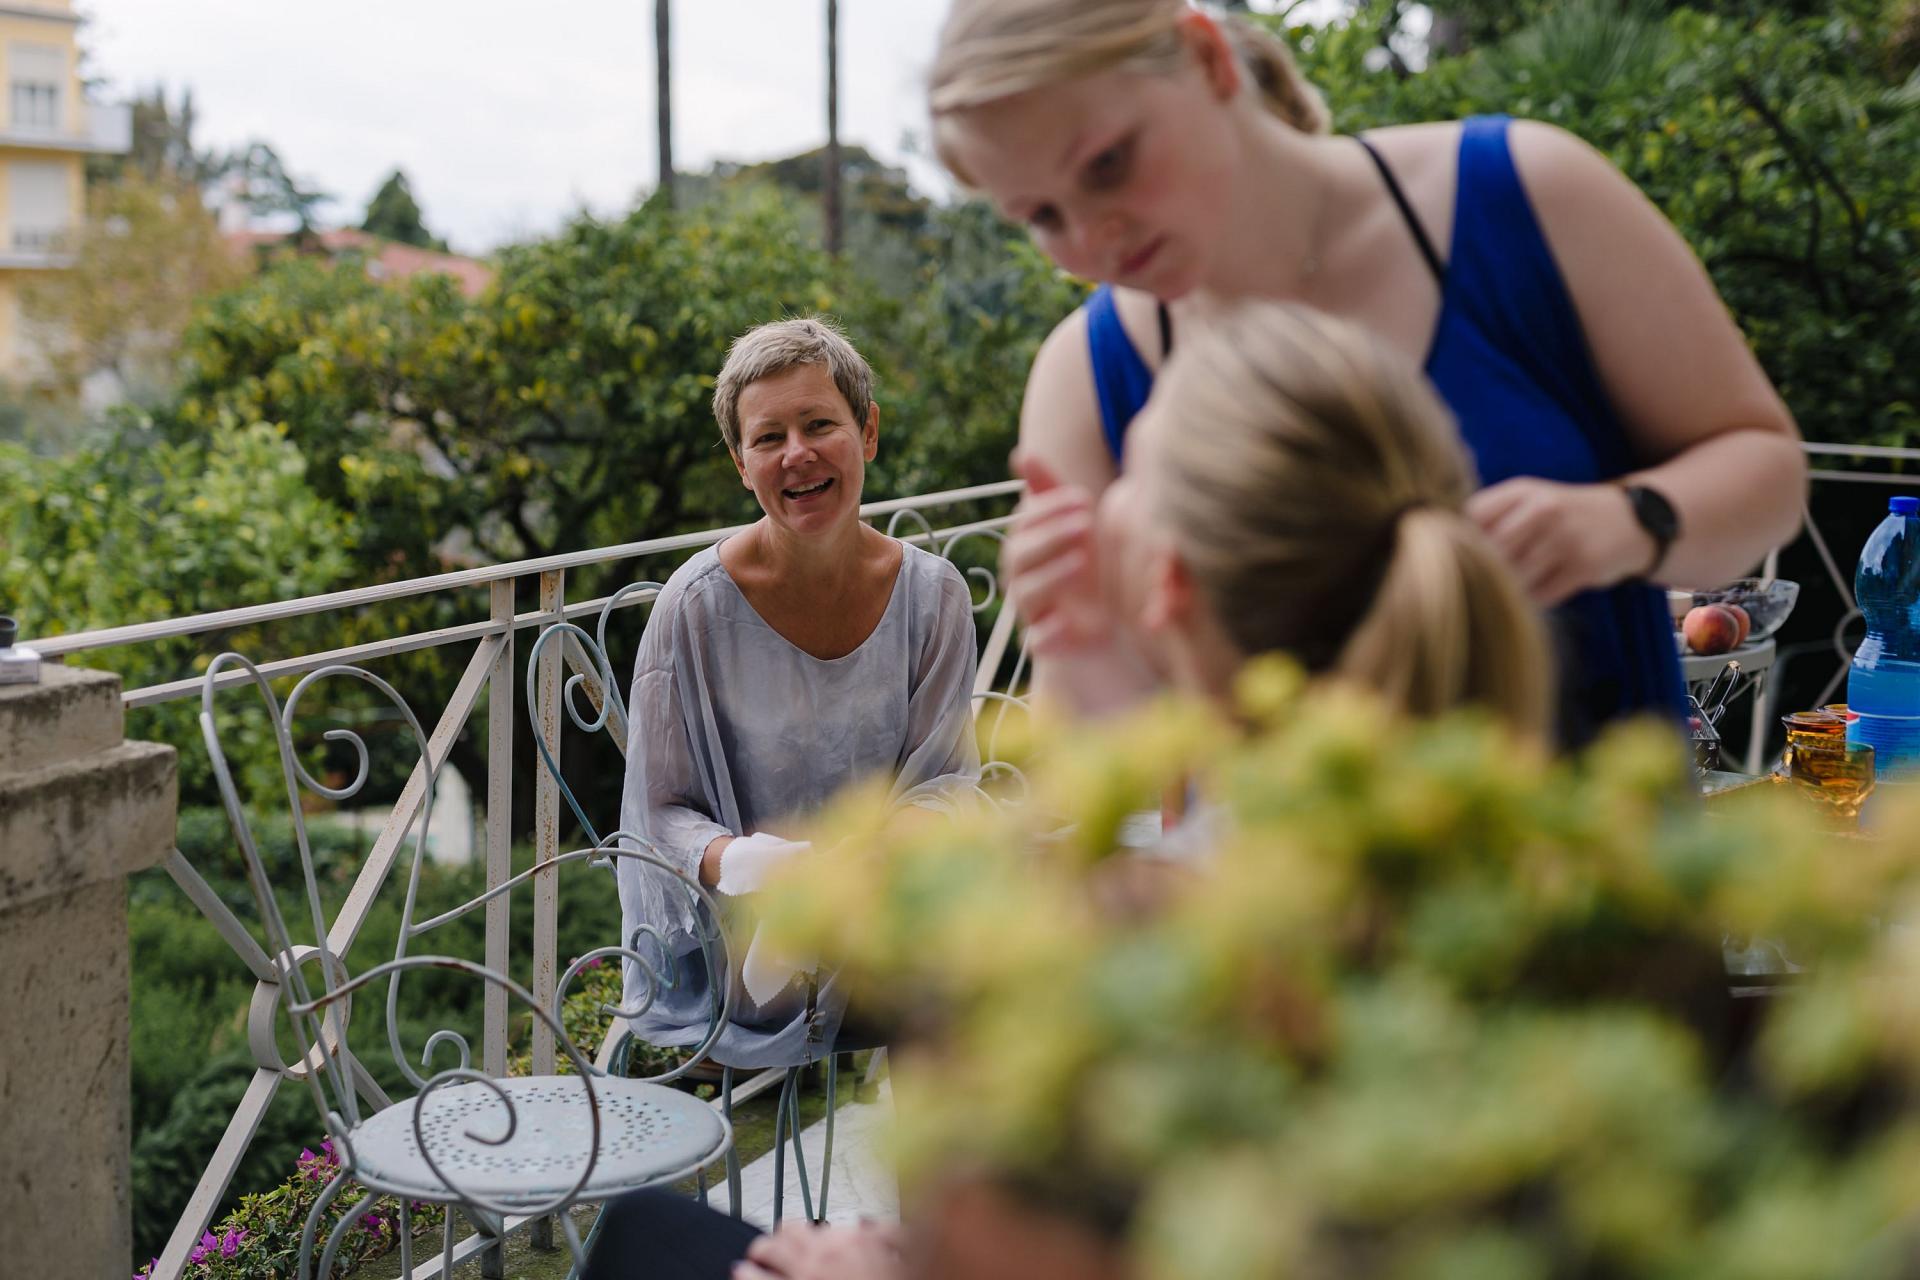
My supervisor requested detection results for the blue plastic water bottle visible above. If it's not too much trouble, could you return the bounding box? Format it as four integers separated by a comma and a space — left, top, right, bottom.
1847, 494, 1920, 780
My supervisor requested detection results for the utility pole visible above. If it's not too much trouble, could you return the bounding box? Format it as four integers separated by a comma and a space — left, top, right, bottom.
656, 0, 675, 205
823, 0, 842, 254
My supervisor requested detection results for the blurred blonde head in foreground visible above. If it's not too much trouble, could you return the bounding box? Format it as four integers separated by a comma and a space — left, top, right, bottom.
1097, 302, 1552, 738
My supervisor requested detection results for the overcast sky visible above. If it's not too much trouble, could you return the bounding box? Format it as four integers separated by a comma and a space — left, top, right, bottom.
78, 1, 961, 253
80, 2, 1331, 255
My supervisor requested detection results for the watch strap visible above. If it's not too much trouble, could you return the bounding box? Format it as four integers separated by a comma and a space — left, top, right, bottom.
1620, 483, 1680, 579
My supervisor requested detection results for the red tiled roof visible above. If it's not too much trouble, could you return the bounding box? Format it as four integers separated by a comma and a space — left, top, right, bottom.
225, 227, 494, 299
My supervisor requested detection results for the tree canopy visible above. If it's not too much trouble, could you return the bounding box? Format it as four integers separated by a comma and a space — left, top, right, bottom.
359, 168, 447, 251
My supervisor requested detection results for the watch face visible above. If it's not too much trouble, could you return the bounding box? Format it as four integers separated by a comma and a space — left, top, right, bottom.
1630, 486, 1679, 543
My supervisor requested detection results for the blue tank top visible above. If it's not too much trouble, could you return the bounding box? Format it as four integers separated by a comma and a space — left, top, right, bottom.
1082, 115, 1687, 743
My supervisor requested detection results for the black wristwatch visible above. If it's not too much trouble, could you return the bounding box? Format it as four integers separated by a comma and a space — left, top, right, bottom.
1620, 483, 1680, 579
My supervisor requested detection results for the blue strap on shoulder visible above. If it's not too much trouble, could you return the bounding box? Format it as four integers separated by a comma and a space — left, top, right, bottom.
1446, 115, 1689, 727
1448, 115, 1627, 475
1083, 285, 1154, 463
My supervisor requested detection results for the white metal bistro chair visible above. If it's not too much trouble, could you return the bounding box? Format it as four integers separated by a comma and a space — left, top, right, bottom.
197, 652, 736, 1277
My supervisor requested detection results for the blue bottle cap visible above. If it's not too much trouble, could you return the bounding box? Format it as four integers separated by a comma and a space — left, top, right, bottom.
1894, 496, 1920, 516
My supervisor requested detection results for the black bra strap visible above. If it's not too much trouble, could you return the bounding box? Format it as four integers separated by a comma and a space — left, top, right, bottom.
1156, 302, 1173, 358
1355, 134, 1446, 285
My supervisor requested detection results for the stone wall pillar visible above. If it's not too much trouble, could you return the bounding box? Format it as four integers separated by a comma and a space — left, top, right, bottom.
0, 665, 177, 1279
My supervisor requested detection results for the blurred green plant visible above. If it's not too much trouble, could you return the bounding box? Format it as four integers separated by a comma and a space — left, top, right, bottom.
760, 664, 1920, 1279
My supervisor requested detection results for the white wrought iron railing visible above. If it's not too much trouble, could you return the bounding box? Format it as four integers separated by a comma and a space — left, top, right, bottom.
27, 479, 1025, 1280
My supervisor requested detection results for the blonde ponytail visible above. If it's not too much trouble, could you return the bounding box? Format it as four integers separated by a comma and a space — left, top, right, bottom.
1137, 303, 1552, 739
1338, 509, 1551, 739
929, 1, 1328, 132
1219, 14, 1329, 135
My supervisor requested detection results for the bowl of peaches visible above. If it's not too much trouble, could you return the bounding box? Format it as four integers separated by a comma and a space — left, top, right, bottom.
1668, 578, 1800, 657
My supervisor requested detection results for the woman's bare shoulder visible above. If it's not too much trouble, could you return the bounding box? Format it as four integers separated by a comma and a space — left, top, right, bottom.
1021, 299, 1119, 492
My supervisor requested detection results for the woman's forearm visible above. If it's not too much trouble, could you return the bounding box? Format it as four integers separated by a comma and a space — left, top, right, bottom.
1631, 428, 1807, 588
700, 834, 733, 888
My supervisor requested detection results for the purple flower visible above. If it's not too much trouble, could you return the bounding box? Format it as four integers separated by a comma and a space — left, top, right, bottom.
297, 1140, 341, 1180
189, 1231, 218, 1264
133, 1259, 158, 1280
220, 1226, 247, 1258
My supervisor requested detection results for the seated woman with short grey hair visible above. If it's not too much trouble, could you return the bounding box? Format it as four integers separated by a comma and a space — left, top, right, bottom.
617, 315, 981, 1068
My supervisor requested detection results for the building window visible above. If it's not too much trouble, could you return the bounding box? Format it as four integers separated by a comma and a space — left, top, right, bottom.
10, 161, 71, 253
8, 43, 64, 133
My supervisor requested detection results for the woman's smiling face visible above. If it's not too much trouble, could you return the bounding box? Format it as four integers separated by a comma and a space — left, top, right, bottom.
732, 362, 879, 536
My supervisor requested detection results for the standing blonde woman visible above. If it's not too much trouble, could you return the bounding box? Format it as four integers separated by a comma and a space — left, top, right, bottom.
932, 0, 1805, 743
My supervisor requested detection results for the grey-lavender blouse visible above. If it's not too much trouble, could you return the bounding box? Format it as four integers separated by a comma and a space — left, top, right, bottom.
615, 539, 982, 1067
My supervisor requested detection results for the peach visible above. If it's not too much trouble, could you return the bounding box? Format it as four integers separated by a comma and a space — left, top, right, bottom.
1684, 604, 1742, 655
1725, 603, 1751, 647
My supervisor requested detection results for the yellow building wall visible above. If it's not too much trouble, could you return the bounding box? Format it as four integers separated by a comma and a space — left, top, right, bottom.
0, 3, 84, 131
0, 2, 87, 379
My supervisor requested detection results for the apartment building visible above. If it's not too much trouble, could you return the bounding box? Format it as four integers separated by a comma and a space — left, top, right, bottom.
0, 1, 128, 375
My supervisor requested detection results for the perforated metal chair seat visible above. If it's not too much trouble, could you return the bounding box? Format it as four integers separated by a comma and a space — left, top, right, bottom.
346, 1076, 729, 1207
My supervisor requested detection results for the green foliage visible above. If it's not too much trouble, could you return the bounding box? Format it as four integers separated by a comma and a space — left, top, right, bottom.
359, 169, 446, 251
0, 420, 357, 797
763, 669, 1920, 1278
104, 84, 223, 187
1289, 0, 1920, 447
861, 201, 1090, 498
132, 1138, 447, 1280
224, 142, 332, 240
163, 193, 809, 572
128, 1056, 328, 1270
159, 182, 1076, 574
503, 953, 708, 1084
19, 174, 249, 410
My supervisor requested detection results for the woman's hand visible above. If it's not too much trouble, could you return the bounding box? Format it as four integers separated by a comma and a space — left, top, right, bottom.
733, 1220, 904, 1280
1467, 476, 1657, 606
1004, 454, 1113, 655
714, 832, 813, 896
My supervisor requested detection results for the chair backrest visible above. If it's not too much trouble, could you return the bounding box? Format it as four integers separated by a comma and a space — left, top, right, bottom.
200, 648, 734, 1145
198, 654, 445, 1135
524, 592, 741, 1081
525, 581, 661, 849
